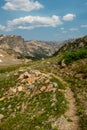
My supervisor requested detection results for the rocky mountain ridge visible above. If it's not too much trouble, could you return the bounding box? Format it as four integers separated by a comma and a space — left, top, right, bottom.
58, 36, 87, 53
0, 35, 60, 60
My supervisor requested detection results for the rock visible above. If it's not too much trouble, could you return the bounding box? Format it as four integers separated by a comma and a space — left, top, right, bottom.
18, 86, 23, 92
17, 106, 20, 110
23, 72, 30, 79
19, 69, 25, 73
0, 59, 2, 62
53, 82, 58, 88
47, 84, 56, 92
45, 79, 50, 84
34, 70, 41, 76
21, 102, 27, 112
47, 62, 50, 64
41, 58, 45, 60
51, 123, 57, 129
61, 59, 67, 68
79, 42, 84, 47
8, 105, 11, 109
24, 75, 29, 79
0, 97, 5, 101
28, 85, 35, 90
35, 126, 40, 129
1, 108, 5, 111
18, 74, 24, 80
27, 74, 35, 85
18, 71, 30, 80
14, 72, 19, 76
6, 74, 10, 77
10, 88, 17, 93
30, 70, 36, 74
40, 86, 46, 92
0, 114, 4, 120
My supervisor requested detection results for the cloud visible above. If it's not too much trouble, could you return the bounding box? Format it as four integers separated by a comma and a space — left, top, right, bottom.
81, 25, 87, 28
7, 15, 62, 31
0, 13, 76, 32
63, 13, 76, 21
62, 31, 67, 34
60, 27, 64, 30
0, 24, 5, 31
69, 28, 78, 31
2, 0, 43, 11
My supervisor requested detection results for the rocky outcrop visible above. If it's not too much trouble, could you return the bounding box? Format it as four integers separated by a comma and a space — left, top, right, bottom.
54, 36, 87, 55
0, 35, 59, 60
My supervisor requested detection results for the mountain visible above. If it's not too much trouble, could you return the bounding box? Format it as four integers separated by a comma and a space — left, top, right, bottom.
0, 35, 60, 60
0, 35, 87, 130
58, 36, 87, 53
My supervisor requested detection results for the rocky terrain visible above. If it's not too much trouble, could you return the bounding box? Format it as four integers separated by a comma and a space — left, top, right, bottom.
0, 35, 87, 130
0, 35, 60, 62
53, 35, 87, 56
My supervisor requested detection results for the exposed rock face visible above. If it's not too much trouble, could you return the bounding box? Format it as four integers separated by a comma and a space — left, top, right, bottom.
0, 35, 86, 65
53, 36, 87, 56
0, 35, 59, 60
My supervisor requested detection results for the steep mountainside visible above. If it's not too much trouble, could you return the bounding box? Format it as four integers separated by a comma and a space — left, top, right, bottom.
53, 36, 87, 56
0, 35, 59, 60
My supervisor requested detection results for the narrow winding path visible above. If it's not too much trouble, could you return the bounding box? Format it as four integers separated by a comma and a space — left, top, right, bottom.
49, 73, 81, 130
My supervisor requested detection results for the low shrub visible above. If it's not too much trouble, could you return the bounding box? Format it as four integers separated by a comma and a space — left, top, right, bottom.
58, 47, 87, 65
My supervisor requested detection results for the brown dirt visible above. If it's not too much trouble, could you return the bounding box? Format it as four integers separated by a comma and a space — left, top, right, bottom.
49, 73, 81, 130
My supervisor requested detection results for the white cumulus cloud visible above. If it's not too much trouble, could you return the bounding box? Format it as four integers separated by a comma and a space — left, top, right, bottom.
0, 24, 5, 31
62, 31, 67, 34
2, 0, 43, 11
60, 27, 64, 30
81, 25, 87, 28
63, 13, 76, 21
7, 15, 62, 31
69, 28, 78, 31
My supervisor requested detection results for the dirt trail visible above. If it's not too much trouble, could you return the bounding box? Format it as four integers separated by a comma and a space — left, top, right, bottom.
49, 73, 81, 130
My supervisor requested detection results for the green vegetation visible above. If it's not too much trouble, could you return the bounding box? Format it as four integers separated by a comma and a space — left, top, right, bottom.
0, 36, 87, 130
50, 76, 65, 89
0, 64, 23, 73
0, 60, 67, 130
58, 47, 87, 65
0, 90, 67, 130
63, 60, 87, 130
0, 73, 19, 97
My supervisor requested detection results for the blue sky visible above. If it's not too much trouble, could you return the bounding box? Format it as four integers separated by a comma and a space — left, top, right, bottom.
0, 0, 87, 41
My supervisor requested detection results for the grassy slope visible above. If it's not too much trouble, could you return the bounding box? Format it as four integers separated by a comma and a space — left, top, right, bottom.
59, 59, 87, 130
0, 59, 67, 130
0, 46, 87, 130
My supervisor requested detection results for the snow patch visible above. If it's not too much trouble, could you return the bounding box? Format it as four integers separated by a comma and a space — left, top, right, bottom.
0, 54, 4, 57
0, 59, 3, 62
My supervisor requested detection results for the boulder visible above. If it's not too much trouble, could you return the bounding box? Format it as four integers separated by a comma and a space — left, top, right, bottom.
47, 84, 56, 92
0, 114, 4, 120
40, 86, 46, 92
61, 59, 67, 68
0, 97, 5, 101
45, 79, 50, 84
10, 88, 17, 93
53, 82, 58, 88
18, 86, 23, 92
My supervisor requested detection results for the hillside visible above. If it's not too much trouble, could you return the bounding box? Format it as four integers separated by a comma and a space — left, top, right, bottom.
0, 35, 87, 130
58, 36, 87, 52
0, 35, 60, 61
53, 36, 87, 57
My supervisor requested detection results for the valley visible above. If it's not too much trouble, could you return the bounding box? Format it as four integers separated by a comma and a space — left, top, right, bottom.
0, 35, 87, 130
